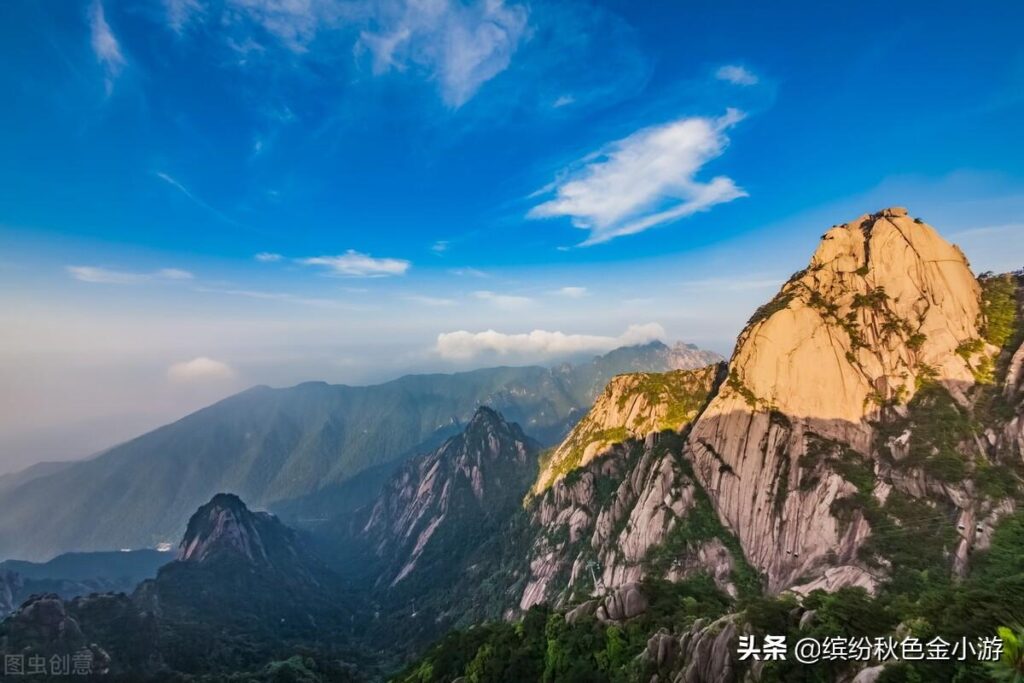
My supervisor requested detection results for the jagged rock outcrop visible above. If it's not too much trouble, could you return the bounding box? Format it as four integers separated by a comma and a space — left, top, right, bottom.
358, 407, 539, 587
683, 208, 1006, 592
638, 614, 745, 683
595, 582, 648, 622
533, 366, 723, 493
520, 367, 739, 609
178, 492, 317, 581
180, 493, 270, 563
355, 211, 1024, 683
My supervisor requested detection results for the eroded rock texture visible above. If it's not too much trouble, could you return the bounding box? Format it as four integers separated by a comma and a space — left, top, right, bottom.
682, 208, 1000, 592
359, 407, 539, 587
520, 367, 733, 609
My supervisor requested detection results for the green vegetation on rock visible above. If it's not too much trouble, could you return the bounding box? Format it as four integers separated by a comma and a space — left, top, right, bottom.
393, 576, 733, 683
535, 367, 719, 493
980, 273, 1019, 349
749, 509, 1024, 683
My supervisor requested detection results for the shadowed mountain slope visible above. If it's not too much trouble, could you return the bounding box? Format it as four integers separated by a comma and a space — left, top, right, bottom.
0, 341, 720, 561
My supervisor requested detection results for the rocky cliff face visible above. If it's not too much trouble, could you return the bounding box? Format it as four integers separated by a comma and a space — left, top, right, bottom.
520, 209, 1020, 612
179, 493, 304, 572
533, 366, 723, 494
519, 367, 741, 610
682, 208, 1013, 593
297, 209, 1023, 683
358, 407, 539, 588
637, 614, 747, 683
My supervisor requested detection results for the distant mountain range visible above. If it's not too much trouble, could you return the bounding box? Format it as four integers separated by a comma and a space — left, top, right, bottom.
0, 340, 721, 562
3, 209, 1022, 682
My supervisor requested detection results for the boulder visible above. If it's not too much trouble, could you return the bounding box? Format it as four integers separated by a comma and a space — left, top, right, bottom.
596, 582, 648, 623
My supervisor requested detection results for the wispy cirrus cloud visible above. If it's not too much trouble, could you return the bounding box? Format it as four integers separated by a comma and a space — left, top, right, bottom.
164, 0, 204, 33
299, 250, 410, 277
163, 0, 529, 107
67, 266, 193, 285
715, 64, 758, 86
554, 286, 587, 298
88, 0, 125, 94
357, 0, 529, 107
528, 109, 747, 245
154, 171, 243, 227
254, 252, 283, 262
473, 290, 532, 310
436, 323, 665, 360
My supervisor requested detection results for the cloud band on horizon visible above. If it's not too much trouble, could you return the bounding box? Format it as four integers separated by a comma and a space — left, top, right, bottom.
435, 323, 666, 360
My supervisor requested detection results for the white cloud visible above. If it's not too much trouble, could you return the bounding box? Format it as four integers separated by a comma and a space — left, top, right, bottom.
404, 295, 456, 307
431, 240, 450, 254
255, 252, 283, 262
555, 286, 587, 298
528, 109, 747, 245
473, 290, 532, 310
166, 357, 235, 382
166, 0, 529, 107
715, 64, 758, 86
553, 94, 575, 108
212, 0, 347, 51
299, 250, 410, 277
436, 323, 666, 360
67, 266, 194, 285
164, 0, 204, 33
88, 0, 125, 94
357, 0, 530, 107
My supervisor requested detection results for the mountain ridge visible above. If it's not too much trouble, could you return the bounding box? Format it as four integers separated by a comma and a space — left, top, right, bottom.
0, 340, 720, 562
351, 406, 539, 592
2, 209, 1023, 683
391, 208, 1024, 683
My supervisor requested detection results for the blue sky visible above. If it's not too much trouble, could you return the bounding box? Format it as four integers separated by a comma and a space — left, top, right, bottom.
1, 0, 1023, 471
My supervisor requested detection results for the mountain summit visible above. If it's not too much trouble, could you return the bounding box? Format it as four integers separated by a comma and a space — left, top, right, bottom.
179, 493, 295, 569
686, 207, 1000, 592
357, 406, 539, 588
393, 208, 1023, 683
